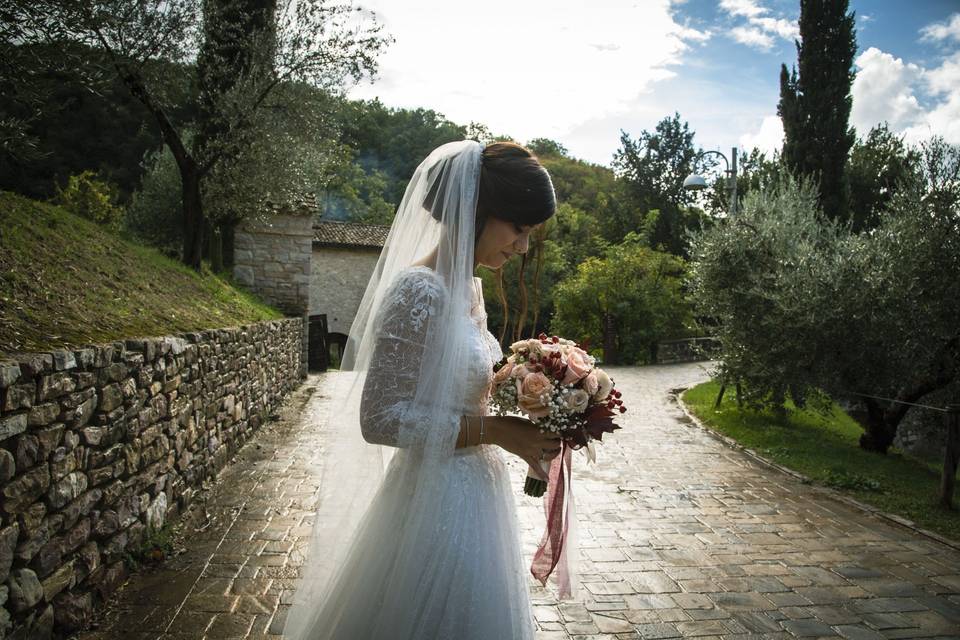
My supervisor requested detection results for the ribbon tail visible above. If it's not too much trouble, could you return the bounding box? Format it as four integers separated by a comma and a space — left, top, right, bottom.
530, 440, 574, 598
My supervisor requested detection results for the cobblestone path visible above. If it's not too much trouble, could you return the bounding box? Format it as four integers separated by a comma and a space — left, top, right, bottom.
80, 363, 960, 639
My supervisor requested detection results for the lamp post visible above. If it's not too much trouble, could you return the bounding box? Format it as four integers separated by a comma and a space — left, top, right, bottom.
683, 147, 738, 216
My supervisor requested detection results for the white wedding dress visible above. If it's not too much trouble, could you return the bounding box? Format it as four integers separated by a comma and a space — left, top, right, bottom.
293, 266, 536, 640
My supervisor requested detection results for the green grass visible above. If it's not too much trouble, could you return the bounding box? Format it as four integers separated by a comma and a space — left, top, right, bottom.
681, 379, 960, 543
0, 191, 285, 355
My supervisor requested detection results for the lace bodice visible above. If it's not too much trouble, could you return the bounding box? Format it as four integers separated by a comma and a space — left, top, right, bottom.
359, 266, 502, 448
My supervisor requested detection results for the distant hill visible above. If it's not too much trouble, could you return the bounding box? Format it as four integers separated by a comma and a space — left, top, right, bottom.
0, 191, 284, 356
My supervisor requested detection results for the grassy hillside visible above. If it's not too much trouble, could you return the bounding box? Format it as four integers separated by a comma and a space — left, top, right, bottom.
0, 191, 285, 355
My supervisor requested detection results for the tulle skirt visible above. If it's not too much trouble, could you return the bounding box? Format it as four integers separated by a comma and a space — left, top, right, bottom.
295, 443, 536, 640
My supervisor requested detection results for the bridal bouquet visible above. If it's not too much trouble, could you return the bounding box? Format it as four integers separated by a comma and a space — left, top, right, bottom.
489, 333, 626, 497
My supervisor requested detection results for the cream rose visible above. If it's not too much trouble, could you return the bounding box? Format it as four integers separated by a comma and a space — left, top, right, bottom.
516, 371, 553, 419
563, 389, 590, 413
593, 368, 613, 401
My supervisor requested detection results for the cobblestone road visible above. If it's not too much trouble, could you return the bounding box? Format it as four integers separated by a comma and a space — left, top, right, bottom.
81, 363, 960, 639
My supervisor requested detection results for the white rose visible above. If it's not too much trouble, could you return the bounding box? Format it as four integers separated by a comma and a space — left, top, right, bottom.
563, 389, 590, 413
593, 368, 613, 401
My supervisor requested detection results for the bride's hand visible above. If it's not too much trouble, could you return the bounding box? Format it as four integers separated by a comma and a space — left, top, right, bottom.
486, 416, 562, 480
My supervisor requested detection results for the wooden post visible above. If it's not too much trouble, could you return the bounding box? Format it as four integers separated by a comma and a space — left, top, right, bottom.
940, 404, 960, 509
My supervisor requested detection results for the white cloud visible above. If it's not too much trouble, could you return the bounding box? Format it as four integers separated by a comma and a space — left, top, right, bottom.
730, 26, 773, 50
719, 0, 797, 50
851, 47, 925, 132
920, 13, 960, 43
739, 115, 783, 155
903, 51, 960, 145
752, 17, 799, 40
719, 0, 765, 19
346, 0, 710, 144
851, 47, 960, 146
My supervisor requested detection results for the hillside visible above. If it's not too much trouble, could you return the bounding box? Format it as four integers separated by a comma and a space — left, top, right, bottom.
0, 191, 285, 356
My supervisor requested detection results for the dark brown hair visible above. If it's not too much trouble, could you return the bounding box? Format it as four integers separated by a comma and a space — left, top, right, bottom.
477, 142, 556, 345
475, 141, 556, 243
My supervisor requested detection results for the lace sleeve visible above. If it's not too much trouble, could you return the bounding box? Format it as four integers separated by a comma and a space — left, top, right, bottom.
359, 269, 451, 448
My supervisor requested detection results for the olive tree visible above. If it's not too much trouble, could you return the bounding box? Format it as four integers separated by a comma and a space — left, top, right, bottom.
689, 139, 960, 453
5, 0, 389, 269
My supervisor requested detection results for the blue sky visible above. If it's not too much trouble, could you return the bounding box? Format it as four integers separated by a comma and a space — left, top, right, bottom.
346, 1, 960, 167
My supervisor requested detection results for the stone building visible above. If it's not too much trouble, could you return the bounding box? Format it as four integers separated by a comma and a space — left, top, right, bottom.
310, 220, 389, 365
233, 199, 389, 369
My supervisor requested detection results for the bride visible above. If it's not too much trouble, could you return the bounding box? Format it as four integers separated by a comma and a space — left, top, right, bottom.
282, 140, 567, 639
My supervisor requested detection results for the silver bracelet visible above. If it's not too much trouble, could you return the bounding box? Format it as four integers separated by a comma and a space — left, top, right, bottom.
479, 414, 485, 444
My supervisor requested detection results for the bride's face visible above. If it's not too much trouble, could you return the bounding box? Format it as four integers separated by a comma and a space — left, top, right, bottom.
475, 216, 535, 269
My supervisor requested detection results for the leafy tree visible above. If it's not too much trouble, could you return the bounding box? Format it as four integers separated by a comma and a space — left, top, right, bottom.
689, 148, 960, 453
312, 99, 470, 222
778, 0, 857, 223
612, 113, 711, 257
526, 138, 569, 158
0, 42, 190, 202
551, 233, 692, 365
9, 0, 389, 270
847, 123, 921, 232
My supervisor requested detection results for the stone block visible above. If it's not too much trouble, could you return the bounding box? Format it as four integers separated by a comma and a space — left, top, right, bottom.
8, 567, 42, 612
73, 348, 95, 370
49, 349, 76, 371
46, 471, 88, 510
27, 402, 59, 427
98, 383, 123, 413
0, 413, 27, 442
125, 339, 157, 362
40, 558, 75, 601
13, 353, 53, 378
0, 448, 14, 483
2, 463, 50, 515
37, 372, 75, 402
0, 523, 19, 583
0, 361, 21, 388
33, 425, 63, 459
3, 383, 34, 411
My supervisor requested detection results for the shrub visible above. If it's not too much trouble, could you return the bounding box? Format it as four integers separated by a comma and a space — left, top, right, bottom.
55, 170, 125, 231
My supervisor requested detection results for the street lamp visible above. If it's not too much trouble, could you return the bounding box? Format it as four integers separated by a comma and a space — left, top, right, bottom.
683, 147, 738, 216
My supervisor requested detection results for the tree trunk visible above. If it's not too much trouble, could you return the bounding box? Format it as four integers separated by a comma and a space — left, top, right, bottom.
602, 312, 618, 365
111, 63, 201, 270
181, 168, 205, 272
858, 397, 895, 453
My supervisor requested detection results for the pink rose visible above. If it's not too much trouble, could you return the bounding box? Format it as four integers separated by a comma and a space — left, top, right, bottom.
517, 371, 553, 419
512, 364, 530, 379
561, 350, 592, 386
582, 371, 599, 396
493, 361, 514, 385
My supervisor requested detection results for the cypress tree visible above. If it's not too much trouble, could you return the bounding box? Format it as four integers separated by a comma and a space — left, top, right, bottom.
777, 0, 857, 222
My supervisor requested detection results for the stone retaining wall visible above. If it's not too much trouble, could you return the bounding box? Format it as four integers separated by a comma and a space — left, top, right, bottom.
0, 318, 304, 639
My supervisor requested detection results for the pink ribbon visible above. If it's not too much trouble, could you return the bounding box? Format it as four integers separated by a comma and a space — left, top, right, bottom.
530, 439, 573, 599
